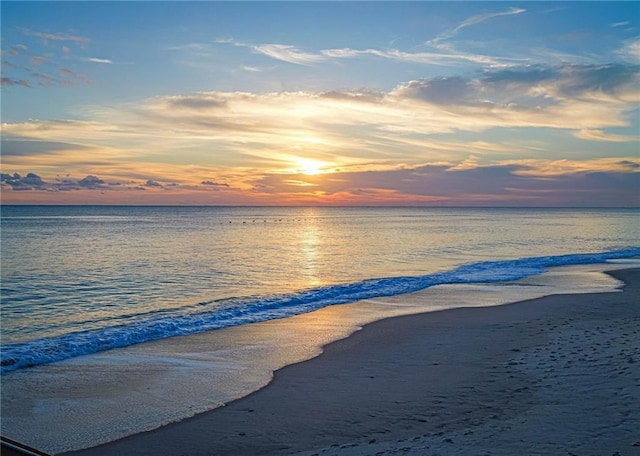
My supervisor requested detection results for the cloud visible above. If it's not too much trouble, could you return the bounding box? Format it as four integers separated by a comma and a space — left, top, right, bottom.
255, 8, 529, 70
618, 39, 640, 63
574, 129, 638, 142
0, 139, 88, 155
392, 64, 640, 111
201, 180, 230, 187
2, 52, 92, 88
0, 169, 245, 201
84, 57, 113, 64
320, 47, 514, 67
2, 60, 19, 69
166, 94, 228, 110
214, 38, 326, 66
1, 77, 32, 88
56, 67, 91, 85
1, 172, 45, 190
220, 36, 519, 68
241, 65, 274, 73
144, 179, 163, 188
391, 76, 476, 105
214, 37, 235, 44
4, 64, 638, 167
218, 7, 628, 73
167, 43, 212, 52
29, 71, 56, 87
552, 64, 639, 99
504, 158, 640, 176
423, 7, 527, 65
619, 160, 640, 169
3, 63, 637, 206
450, 7, 526, 37
1, 29, 97, 88
253, 160, 639, 206
611, 21, 630, 28
2, 119, 125, 141
77, 175, 106, 188
23, 29, 90, 44
251, 44, 326, 66
3, 156, 637, 206
318, 89, 383, 103
22, 64, 640, 127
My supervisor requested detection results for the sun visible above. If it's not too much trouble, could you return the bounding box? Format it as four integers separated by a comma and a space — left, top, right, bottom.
296, 158, 324, 175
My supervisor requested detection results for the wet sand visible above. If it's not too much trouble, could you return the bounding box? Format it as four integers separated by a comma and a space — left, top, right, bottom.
65, 268, 640, 456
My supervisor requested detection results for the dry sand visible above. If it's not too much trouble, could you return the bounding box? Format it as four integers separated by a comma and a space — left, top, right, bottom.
64, 268, 640, 456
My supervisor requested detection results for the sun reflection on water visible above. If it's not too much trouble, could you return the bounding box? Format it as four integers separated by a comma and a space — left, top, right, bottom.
301, 214, 322, 287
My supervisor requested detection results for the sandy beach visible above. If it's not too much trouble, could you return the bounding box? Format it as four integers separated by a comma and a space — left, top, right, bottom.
62, 268, 640, 456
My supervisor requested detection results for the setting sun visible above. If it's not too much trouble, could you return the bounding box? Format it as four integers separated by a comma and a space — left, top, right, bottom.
297, 158, 324, 176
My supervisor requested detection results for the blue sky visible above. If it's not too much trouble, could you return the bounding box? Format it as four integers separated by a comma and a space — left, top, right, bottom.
1, 2, 639, 206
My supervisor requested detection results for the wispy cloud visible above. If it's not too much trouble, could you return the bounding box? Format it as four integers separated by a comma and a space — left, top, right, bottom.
213, 38, 325, 66
611, 21, 630, 28
321, 47, 517, 67
241, 65, 274, 73
574, 129, 638, 143
251, 43, 326, 66
214, 37, 235, 45
212, 6, 611, 72
83, 57, 114, 64
506, 158, 640, 176
211, 9, 537, 70
30, 56, 47, 65
2, 28, 95, 87
426, 7, 526, 52
166, 42, 215, 57
1, 66, 91, 88
1, 77, 32, 88
443, 7, 526, 42
22, 29, 90, 44
618, 39, 640, 63
218, 36, 522, 68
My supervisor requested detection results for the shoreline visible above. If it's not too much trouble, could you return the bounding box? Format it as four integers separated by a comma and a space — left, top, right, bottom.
64, 267, 640, 456
3, 261, 631, 454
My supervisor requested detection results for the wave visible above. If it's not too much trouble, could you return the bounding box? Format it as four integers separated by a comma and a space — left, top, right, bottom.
2, 248, 639, 373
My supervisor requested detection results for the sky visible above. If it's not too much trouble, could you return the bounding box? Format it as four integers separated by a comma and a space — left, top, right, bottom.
1, 1, 639, 206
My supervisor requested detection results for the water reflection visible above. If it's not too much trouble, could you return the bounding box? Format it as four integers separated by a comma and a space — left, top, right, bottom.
300, 209, 322, 288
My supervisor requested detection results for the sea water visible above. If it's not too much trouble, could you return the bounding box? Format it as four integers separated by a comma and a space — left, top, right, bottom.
1, 206, 639, 371
1, 206, 639, 452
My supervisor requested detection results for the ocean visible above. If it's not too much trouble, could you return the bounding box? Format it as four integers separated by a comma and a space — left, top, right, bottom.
2, 206, 639, 371
1, 206, 639, 452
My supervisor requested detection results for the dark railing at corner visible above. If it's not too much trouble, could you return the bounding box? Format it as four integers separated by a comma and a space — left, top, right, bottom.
0, 435, 51, 456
